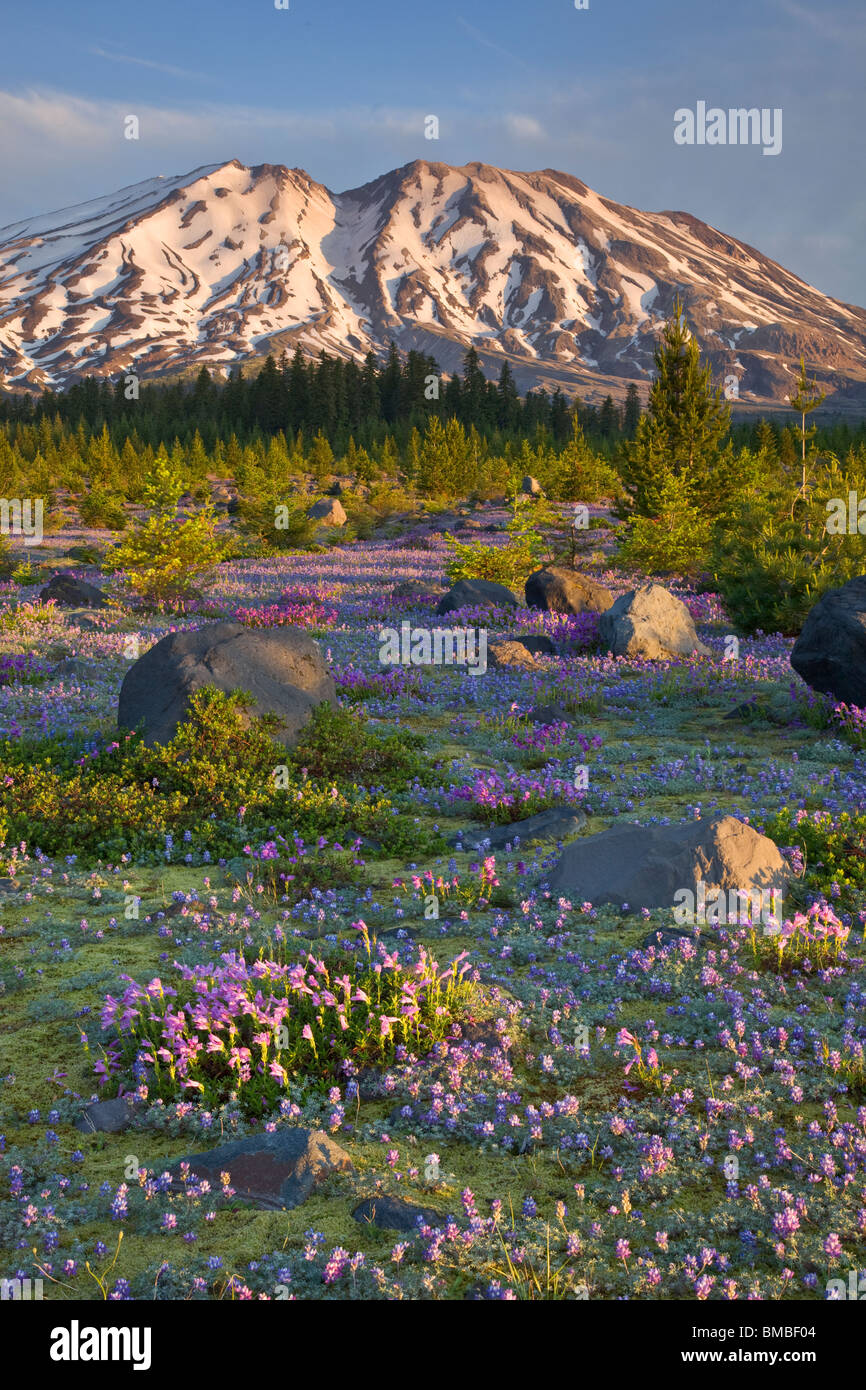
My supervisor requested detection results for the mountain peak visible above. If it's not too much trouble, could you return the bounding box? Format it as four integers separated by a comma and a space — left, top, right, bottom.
0, 158, 863, 404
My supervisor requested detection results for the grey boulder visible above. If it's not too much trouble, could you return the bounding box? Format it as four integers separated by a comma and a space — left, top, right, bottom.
118, 620, 336, 747
525, 566, 614, 615
790, 574, 866, 706
546, 815, 790, 913
599, 584, 710, 660
307, 498, 347, 526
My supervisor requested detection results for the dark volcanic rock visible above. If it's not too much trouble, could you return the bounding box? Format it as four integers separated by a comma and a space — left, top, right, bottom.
790, 574, 866, 706
436, 578, 520, 615
546, 815, 790, 911
39, 573, 109, 609
515, 634, 556, 656
450, 805, 586, 849
525, 566, 613, 615
117, 620, 336, 747
528, 701, 574, 723
170, 1129, 355, 1211
75, 1097, 138, 1134
351, 1195, 443, 1232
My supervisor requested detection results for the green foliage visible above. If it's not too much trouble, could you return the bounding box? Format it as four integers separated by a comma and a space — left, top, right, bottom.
548, 420, 622, 502
10, 559, 41, 586
110, 454, 224, 600
618, 297, 732, 525
240, 841, 367, 905
0, 691, 442, 864
65, 543, 106, 564
788, 356, 827, 495
290, 703, 435, 790
239, 487, 319, 552
711, 454, 866, 633
617, 471, 712, 574
444, 495, 555, 589
78, 487, 127, 530
764, 806, 866, 907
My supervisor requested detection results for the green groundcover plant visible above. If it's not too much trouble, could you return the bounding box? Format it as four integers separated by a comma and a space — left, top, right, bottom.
444, 495, 556, 590
95, 929, 477, 1119
763, 805, 866, 909
0, 691, 442, 865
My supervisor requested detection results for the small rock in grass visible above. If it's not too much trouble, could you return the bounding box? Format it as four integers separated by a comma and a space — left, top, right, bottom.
75, 1097, 138, 1134
168, 1129, 355, 1211
351, 1195, 443, 1232
39, 573, 109, 610
435, 578, 520, 615
488, 640, 540, 672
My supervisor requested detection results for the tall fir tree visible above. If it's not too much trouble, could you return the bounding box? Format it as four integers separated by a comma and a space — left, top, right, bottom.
618, 296, 732, 521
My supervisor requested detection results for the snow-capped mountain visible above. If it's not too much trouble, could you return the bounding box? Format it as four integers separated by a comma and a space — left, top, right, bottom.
1, 157, 865, 405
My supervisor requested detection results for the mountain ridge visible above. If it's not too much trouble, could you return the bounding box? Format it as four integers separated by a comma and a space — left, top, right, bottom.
1, 157, 864, 406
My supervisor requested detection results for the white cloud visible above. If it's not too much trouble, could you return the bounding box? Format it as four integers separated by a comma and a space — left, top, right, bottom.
505, 114, 545, 141
89, 47, 209, 82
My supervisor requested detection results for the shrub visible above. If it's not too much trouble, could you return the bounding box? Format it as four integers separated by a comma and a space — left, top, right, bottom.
710, 456, 866, 634
617, 472, 712, 575
237, 483, 319, 552
291, 703, 435, 790
95, 936, 476, 1118
444, 496, 554, 590
109, 455, 224, 601
0, 690, 442, 863
10, 560, 41, 586
78, 488, 127, 531
763, 806, 866, 909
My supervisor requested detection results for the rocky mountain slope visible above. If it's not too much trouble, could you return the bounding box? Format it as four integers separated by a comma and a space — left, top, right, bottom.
1, 157, 864, 405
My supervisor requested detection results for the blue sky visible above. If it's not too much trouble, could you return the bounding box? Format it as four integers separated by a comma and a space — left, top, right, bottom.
1, 0, 863, 303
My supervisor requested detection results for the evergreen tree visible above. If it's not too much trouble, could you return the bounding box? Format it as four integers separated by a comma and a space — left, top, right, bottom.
461, 347, 487, 428
496, 362, 520, 431
618, 297, 732, 522
598, 394, 619, 438
623, 383, 641, 438
788, 356, 826, 500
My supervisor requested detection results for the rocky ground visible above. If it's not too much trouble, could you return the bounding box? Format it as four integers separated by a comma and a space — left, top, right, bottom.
0, 508, 864, 1302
